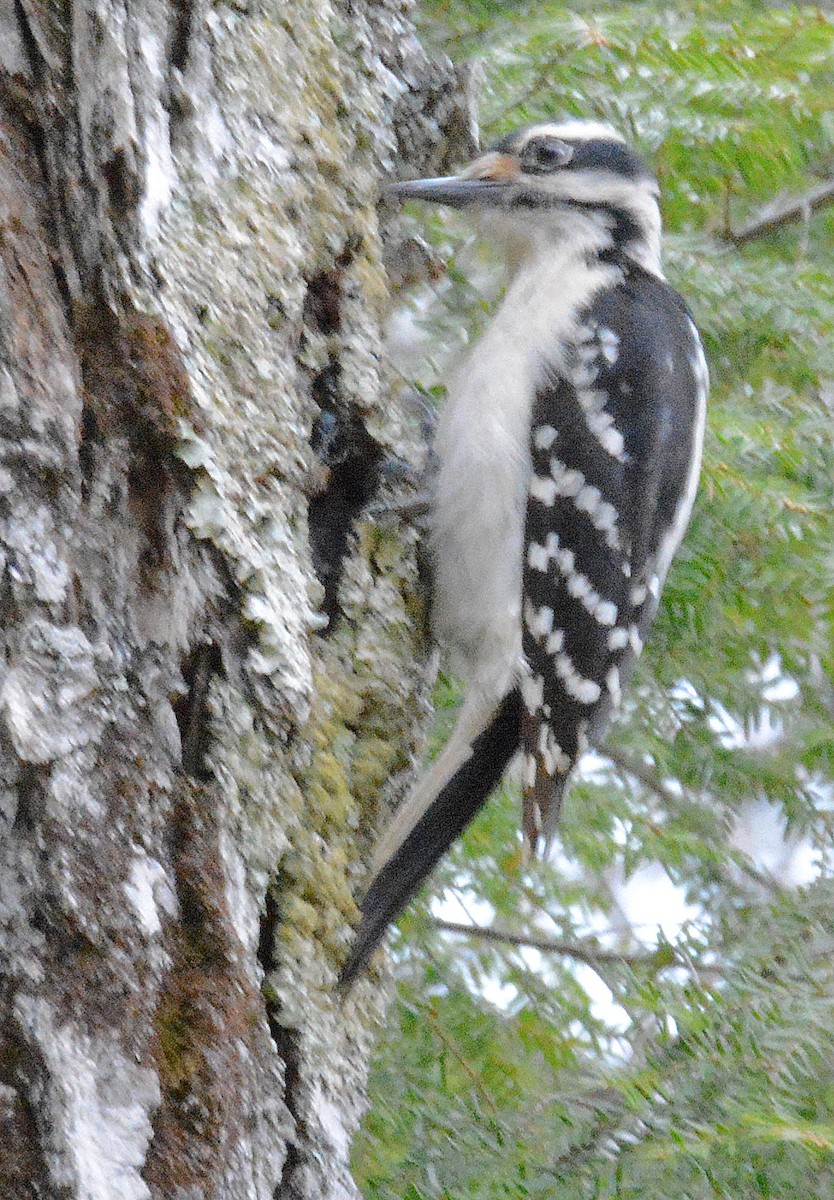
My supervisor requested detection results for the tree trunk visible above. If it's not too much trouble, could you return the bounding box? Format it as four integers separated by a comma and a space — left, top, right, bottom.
0, 1, 475, 1195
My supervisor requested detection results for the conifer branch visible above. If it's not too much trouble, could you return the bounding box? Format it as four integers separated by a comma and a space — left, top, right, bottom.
728, 178, 834, 245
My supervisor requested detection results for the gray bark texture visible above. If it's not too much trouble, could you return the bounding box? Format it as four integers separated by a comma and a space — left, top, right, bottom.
0, 1, 476, 1196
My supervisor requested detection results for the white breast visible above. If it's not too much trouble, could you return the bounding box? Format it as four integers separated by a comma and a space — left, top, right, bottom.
429, 251, 619, 701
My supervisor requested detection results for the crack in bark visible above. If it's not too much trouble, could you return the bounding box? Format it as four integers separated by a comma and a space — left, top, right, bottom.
270, 1025, 305, 1200
308, 362, 384, 630
170, 0, 195, 72
11, 761, 50, 833
0, 1024, 50, 1196
257, 891, 306, 1199
302, 242, 387, 631
10, 0, 75, 320
174, 643, 222, 780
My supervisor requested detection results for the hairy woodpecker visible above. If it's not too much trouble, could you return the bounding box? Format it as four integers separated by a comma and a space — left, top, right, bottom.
341, 120, 708, 986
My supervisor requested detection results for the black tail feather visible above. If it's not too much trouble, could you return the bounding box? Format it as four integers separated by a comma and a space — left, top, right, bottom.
339, 688, 522, 989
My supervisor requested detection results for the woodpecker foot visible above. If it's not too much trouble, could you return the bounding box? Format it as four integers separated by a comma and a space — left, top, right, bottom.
365, 456, 434, 527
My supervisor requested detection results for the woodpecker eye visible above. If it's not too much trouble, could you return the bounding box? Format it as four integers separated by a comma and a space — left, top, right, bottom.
522, 138, 574, 174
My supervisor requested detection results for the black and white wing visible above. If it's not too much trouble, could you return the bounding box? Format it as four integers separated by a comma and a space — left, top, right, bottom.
521, 266, 708, 850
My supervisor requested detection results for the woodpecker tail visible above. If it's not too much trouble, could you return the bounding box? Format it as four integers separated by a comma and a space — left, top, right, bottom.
339, 688, 522, 989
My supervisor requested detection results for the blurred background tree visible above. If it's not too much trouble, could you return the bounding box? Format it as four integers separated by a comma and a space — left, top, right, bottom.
353, 2, 834, 1196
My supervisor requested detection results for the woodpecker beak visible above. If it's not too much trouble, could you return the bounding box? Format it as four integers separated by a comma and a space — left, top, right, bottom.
387, 152, 520, 209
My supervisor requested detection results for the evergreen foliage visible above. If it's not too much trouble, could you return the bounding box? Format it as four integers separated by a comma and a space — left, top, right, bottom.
355, 4, 834, 1195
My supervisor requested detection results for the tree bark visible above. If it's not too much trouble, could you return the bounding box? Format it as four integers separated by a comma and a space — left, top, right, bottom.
0, 1, 475, 1196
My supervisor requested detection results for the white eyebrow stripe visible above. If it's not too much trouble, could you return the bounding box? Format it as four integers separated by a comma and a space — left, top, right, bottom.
517, 121, 625, 149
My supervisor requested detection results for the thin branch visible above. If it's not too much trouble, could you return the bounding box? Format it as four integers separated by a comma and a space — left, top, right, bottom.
431, 917, 667, 970
727, 177, 834, 245
424, 1006, 499, 1113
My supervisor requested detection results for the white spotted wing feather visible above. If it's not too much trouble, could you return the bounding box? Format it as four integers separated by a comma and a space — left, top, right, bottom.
521, 266, 707, 850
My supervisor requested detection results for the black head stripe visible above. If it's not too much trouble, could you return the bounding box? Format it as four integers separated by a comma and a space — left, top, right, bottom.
565, 139, 650, 180
596, 207, 647, 264
488, 131, 650, 181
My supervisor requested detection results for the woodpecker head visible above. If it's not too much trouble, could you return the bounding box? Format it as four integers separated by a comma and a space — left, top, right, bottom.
389, 120, 662, 275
